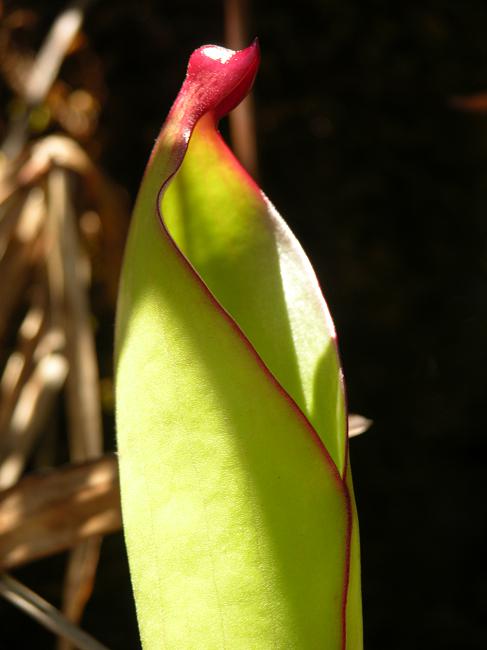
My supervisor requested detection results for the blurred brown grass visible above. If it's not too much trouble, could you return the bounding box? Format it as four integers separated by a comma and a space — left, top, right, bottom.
0, 3, 128, 647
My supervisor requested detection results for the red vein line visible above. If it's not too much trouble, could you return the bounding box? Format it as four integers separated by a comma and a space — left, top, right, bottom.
145, 47, 353, 645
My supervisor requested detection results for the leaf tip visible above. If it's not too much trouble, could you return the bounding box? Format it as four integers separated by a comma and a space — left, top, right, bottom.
184, 40, 260, 121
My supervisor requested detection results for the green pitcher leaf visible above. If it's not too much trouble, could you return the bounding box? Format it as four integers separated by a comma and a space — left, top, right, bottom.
116, 42, 362, 649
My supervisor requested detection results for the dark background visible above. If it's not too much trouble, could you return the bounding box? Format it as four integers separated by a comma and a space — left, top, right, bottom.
1, 1, 487, 648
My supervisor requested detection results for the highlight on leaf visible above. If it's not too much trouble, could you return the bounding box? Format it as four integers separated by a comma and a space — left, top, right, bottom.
115, 40, 363, 649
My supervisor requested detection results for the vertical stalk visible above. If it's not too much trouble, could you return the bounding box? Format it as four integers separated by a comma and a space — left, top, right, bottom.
224, 0, 259, 177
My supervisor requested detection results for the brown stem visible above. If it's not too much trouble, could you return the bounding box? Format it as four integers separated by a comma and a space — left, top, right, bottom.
224, 0, 258, 177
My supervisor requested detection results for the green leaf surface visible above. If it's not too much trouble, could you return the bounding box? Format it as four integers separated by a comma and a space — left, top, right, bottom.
116, 42, 362, 649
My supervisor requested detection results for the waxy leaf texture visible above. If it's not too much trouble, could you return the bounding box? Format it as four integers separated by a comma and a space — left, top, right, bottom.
116, 41, 362, 649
